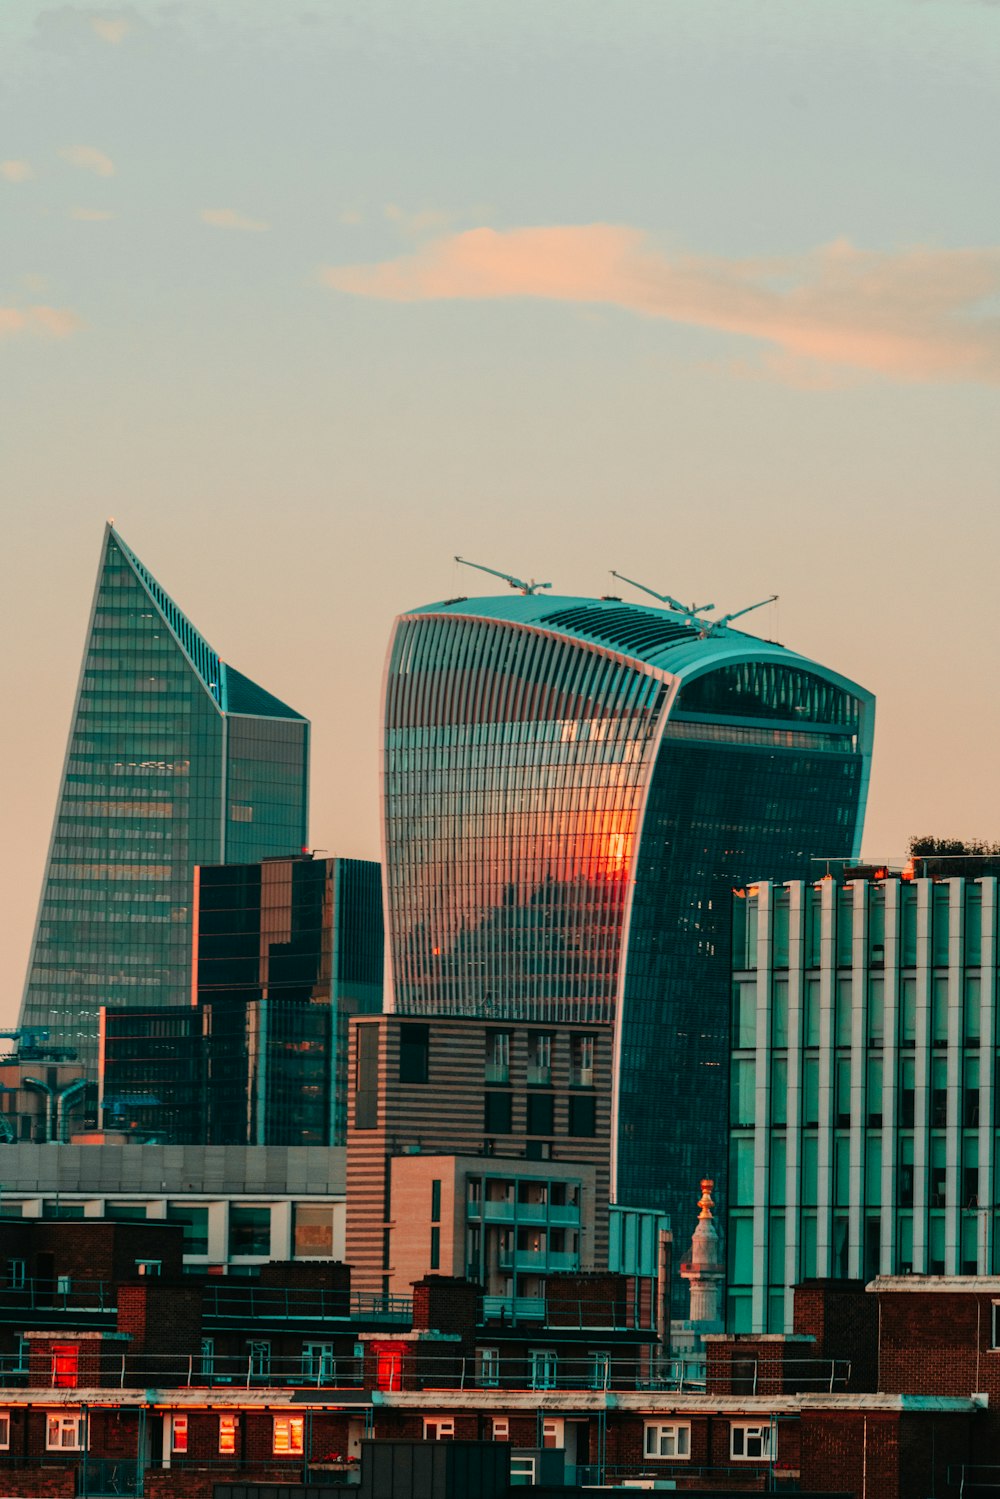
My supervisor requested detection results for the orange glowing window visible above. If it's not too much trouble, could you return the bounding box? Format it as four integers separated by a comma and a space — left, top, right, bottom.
218, 1414, 237, 1455
273, 1416, 304, 1455
171, 1415, 188, 1454
51, 1344, 79, 1389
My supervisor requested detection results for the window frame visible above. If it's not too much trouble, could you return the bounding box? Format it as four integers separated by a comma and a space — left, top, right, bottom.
423, 1416, 455, 1441
51, 1343, 80, 1389
0, 1411, 9, 1450
730, 1422, 774, 1460
218, 1413, 238, 1455
643, 1421, 691, 1459
491, 1416, 509, 1442
171, 1414, 188, 1454
46, 1412, 83, 1451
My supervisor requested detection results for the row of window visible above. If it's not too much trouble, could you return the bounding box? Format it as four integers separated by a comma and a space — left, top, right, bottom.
422, 1417, 771, 1461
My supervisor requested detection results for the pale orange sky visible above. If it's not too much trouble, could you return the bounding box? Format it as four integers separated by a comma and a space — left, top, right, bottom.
2, 0, 999, 1022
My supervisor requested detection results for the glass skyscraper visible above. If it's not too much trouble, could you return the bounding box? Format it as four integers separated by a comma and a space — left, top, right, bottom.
20, 523, 309, 1071
381, 593, 874, 1264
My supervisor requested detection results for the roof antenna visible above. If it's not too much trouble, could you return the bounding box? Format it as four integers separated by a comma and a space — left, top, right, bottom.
455, 556, 552, 597
610, 571, 714, 623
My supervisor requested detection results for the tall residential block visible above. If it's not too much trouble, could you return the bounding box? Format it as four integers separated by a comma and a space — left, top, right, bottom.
731, 873, 1000, 1334
20, 524, 309, 1070
381, 592, 873, 1249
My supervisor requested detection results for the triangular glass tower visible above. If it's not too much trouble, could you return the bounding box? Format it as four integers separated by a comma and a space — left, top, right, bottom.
19, 524, 310, 1071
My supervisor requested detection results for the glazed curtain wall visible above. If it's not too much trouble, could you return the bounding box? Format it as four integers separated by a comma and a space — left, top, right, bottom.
384, 615, 668, 1021
21, 536, 226, 1069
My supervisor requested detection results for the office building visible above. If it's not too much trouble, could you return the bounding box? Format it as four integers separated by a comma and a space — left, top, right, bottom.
381, 591, 874, 1246
730, 872, 1000, 1334
346, 1014, 614, 1298
19, 524, 309, 1070
101, 854, 382, 1147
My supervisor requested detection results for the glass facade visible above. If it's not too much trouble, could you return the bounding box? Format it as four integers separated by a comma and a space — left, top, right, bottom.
102, 854, 383, 1145
381, 594, 874, 1295
20, 525, 309, 1071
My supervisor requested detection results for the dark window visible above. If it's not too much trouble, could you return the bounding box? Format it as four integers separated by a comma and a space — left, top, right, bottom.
167, 1204, 209, 1255
431, 1180, 441, 1222
526, 1093, 554, 1136
484, 1092, 512, 1134
430, 1226, 440, 1270
399, 1023, 430, 1084
354, 1023, 379, 1129
568, 1094, 597, 1137
229, 1205, 271, 1256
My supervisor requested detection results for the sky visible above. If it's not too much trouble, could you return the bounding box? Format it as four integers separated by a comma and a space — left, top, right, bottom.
2, 0, 999, 1024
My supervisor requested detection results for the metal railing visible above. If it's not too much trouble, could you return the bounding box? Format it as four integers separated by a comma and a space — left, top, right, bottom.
200, 1285, 412, 1325
1, 1346, 851, 1394
0, 1278, 117, 1316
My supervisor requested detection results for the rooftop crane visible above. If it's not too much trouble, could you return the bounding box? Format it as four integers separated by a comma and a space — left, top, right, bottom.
609, 571, 714, 621
611, 571, 777, 637
454, 556, 552, 596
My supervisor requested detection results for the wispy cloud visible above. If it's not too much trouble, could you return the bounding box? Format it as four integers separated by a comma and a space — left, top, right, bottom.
60, 144, 116, 177
340, 207, 363, 226
70, 207, 115, 221
201, 207, 270, 233
0, 306, 83, 340
321, 224, 1000, 386
89, 16, 131, 45
383, 203, 458, 237
1, 160, 33, 184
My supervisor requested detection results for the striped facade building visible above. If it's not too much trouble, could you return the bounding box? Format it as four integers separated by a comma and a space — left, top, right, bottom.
730, 873, 1000, 1334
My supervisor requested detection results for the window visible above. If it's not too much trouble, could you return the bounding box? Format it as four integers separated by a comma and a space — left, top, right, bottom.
528, 1033, 552, 1085
486, 1030, 510, 1084
591, 1351, 611, 1388
430, 1226, 440, 1271
7, 1259, 25, 1290
249, 1340, 271, 1378
273, 1416, 304, 1455
491, 1417, 509, 1441
354, 1023, 379, 1129
171, 1415, 188, 1454
542, 1418, 563, 1448
135, 1259, 161, 1277
51, 1343, 80, 1388
399, 1023, 430, 1084
731, 1423, 774, 1460
479, 1347, 500, 1387
47, 1413, 83, 1450
644, 1422, 691, 1459
484, 1091, 512, 1134
167, 1204, 209, 1256
219, 1414, 238, 1454
568, 1094, 597, 1137
229, 1205, 271, 1256
0, 1411, 9, 1450
303, 1342, 335, 1383
423, 1417, 455, 1441
571, 1034, 595, 1086
200, 1337, 215, 1379
293, 1204, 333, 1258
526, 1093, 554, 1135
431, 1179, 442, 1222
530, 1349, 557, 1390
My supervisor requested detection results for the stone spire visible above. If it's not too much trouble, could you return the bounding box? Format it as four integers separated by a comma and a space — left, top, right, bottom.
679, 1178, 725, 1327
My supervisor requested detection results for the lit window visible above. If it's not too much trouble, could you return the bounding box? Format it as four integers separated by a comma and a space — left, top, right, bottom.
171, 1415, 188, 1454
218, 1414, 237, 1455
0, 1411, 9, 1449
644, 1421, 691, 1459
731, 1423, 774, 1460
423, 1417, 455, 1441
273, 1416, 304, 1455
46, 1413, 83, 1450
51, 1344, 80, 1389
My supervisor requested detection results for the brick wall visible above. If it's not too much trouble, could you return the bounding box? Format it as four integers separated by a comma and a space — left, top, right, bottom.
412, 1275, 479, 1336
27, 1334, 110, 1388
793, 1279, 878, 1392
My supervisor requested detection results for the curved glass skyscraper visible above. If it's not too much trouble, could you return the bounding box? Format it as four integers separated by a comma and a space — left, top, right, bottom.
19, 524, 309, 1071
381, 593, 874, 1237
